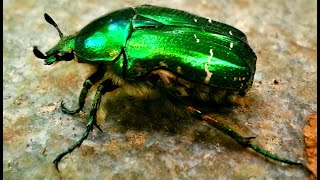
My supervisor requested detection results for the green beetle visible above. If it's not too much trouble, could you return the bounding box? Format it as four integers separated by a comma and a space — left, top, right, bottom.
33, 4, 302, 170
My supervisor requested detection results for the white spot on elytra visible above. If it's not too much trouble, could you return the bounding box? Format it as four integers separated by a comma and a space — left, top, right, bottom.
194, 34, 200, 43
208, 19, 212, 23
177, 66, 182, 74
208, 49, 213, 63
204, 63, 213, 84
194, 18, 198, 22
234, 77, 237, 81
229, 42, 234, 49
229, 31, 233, 35
159, 61, 168, 67
204, 49, 214, 84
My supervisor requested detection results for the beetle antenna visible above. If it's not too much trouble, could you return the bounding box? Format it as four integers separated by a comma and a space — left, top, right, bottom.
44, 13, 64, 38
33, 46, 48, 59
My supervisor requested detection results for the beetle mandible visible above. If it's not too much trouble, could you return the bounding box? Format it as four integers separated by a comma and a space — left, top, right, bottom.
33, 4, 303, 170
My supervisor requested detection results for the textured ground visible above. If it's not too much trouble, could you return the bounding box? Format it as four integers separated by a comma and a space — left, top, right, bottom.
4, 0, 316, 179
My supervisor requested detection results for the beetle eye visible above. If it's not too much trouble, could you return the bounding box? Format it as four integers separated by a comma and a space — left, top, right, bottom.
61, 52, 74, 61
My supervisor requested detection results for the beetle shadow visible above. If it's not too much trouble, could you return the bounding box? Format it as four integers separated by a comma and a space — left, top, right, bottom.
100, 92, 242, 135
87, 89, 261, 159
101, 93, 187, 133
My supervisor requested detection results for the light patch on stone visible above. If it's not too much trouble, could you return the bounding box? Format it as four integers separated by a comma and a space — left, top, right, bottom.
159, 61, 168, 67
74, 53, 79, 62
204, 153, 211, 159
234, 77, 237, 81
39, 105, 56, 113
194, 34, 200, 43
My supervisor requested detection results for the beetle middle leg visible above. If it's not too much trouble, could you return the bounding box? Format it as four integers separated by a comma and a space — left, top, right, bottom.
54, 79, 119, 170
61, 65, 107, 114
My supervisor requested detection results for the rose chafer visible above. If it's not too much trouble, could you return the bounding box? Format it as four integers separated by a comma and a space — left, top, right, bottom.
33, 4, 303, 170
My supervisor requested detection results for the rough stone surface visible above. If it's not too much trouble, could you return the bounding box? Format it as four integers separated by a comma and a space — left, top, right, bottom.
4, 0, 316, 179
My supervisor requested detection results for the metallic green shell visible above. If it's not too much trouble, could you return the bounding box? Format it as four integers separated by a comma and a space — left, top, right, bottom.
134, 5, 249, 43
123, 5, 255, 91
64, 5, 256, 92
74, 8, 135, 62
124, 26, 255, 91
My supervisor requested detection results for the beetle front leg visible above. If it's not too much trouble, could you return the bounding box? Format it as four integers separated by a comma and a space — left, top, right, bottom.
54, 79, 119, 171
61, 65, 107, 114
186, 106, 303, 166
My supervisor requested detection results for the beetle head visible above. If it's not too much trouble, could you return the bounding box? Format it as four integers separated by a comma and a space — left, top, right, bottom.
33, 13, 75, 65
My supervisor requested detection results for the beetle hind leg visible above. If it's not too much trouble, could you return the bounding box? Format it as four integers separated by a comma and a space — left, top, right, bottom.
54, 79, 119, 171
186, 106, 303, 166
61, 65, 107, 115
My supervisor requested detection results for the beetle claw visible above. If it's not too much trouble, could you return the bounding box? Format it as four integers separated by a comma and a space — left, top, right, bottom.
246, 136, 256, 140
54, 161, 60, 172
61, 100, 81, 114
94, 124, 103, 132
